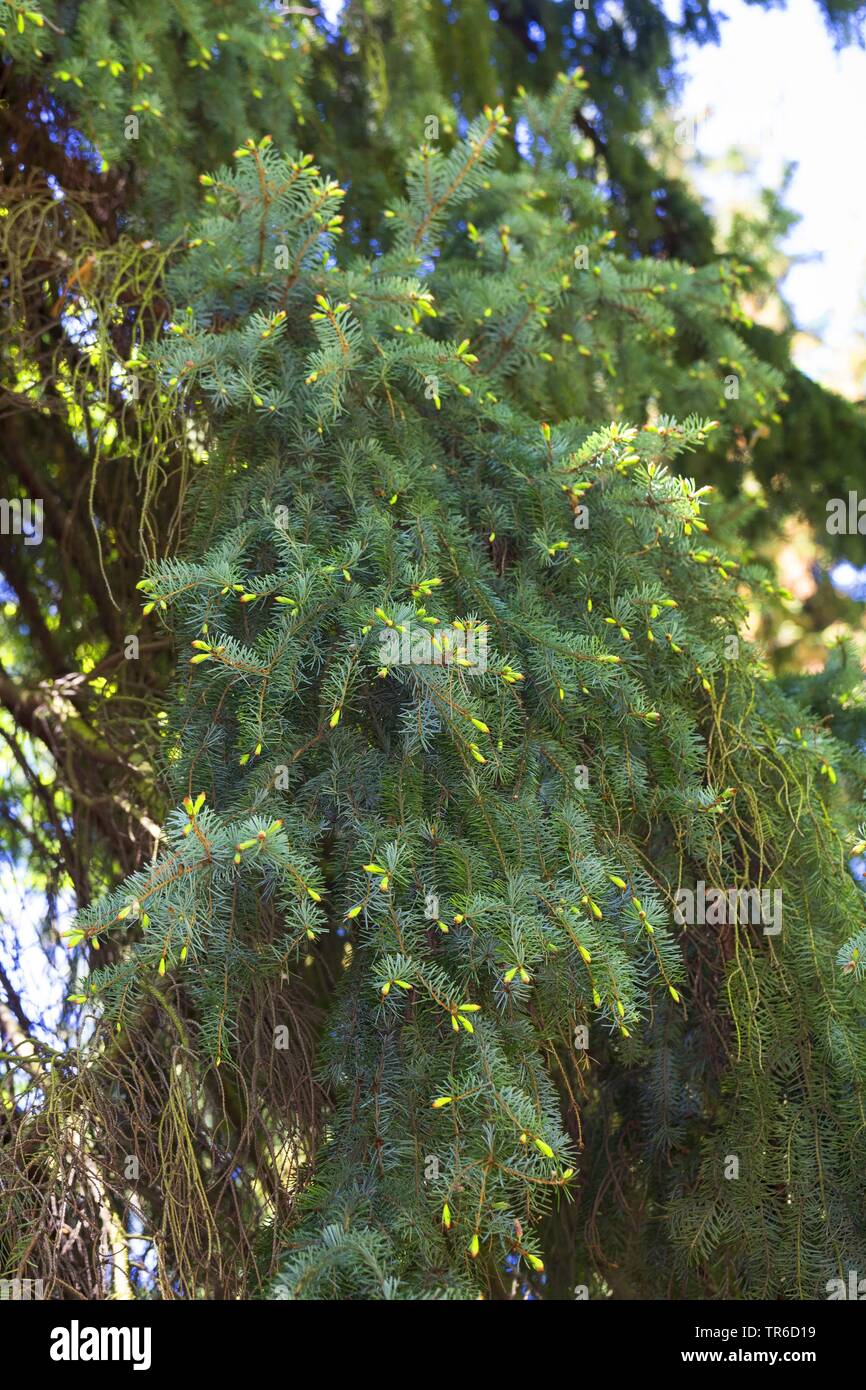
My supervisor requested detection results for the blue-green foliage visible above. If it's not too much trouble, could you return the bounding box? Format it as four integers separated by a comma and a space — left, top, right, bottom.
72, 78, 866, 1299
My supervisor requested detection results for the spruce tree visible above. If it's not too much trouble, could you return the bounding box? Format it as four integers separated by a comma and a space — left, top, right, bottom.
2, 1, 864, 942
58, 77, 866, 1300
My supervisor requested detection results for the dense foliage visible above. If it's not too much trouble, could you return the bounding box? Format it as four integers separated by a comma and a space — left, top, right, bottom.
2, 2, 866, 1301
61, 81, 866, 1298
